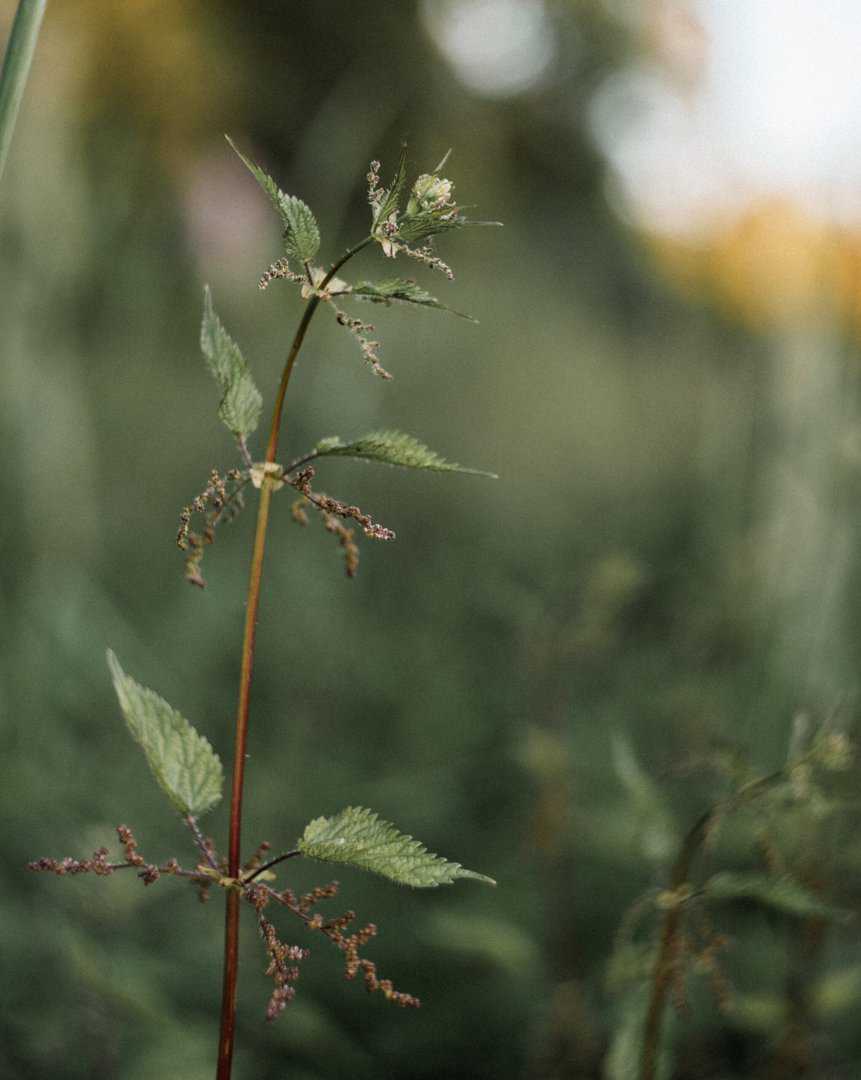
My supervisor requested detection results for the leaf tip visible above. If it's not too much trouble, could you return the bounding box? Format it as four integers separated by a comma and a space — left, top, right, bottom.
106, 647, 123, 684
432, 147, 453, 174
466, 871, 497, 887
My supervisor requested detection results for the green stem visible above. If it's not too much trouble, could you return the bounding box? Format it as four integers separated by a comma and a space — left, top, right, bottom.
0, 0, 47, 184
215, 235, 373, 1080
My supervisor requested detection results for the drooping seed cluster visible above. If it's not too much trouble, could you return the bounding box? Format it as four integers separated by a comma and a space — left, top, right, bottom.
286, 464, 393, 577
288, 466, 395, 540
260, 879, 421, 1010
333, 307, 392, 380
247, 886, 311, 1021
177, 467, 247, 588
258, 257, 306, 291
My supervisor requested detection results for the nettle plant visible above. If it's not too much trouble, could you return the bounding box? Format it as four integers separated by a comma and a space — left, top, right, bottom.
30, 141, 499, 1078
606, 718, 855, 1080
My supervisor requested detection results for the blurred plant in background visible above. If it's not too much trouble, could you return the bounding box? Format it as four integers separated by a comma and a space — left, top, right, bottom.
5, 2, 861, 1078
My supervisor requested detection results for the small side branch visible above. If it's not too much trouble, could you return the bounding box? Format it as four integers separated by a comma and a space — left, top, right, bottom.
242, 849, 301, 884
185, 814, 220, 870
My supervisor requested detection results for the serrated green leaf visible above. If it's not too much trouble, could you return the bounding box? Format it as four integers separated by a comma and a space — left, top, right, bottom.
217, 368, 262, 439
107, 650, 223, 817
311, 429, 497, 477
298, 806, 496, 888
352, 279, 475, 321
703, 871, 847, 920
227, 136, 320, 263
200, 286, 262, 439
394, 208, 469, 246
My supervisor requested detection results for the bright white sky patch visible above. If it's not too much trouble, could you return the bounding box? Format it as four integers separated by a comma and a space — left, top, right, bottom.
420, 0, 555, 100
590, 0, 861, 231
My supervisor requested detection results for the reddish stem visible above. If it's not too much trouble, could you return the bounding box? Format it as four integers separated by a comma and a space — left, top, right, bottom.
214, 237, 372, 1080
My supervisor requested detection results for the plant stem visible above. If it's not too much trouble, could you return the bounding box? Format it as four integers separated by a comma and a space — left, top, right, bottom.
215, 234, 373, 1080
638, 768, 795, 1080
638, 809, 711, 1080
0, 0, 47, 185
264, 237, 372, 465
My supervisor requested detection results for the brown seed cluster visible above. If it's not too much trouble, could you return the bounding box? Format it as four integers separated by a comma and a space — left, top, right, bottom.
177, 468, 247, 588
258, 257, 305, 291
252, 899, 311, 1021
332, 305, 392, 380
286, 465, 394, 577
28, 825, 199, 889
320, 511, 360, 578
256, 879, 420, 1011
367, 159, 383, 211
28, 849, 113, 877
400, 243, 454, 280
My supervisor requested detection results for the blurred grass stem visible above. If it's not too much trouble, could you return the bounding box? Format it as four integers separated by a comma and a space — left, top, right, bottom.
216, 236, 372, 1080
0, 0, 47, 185
639, 766, 803, 1080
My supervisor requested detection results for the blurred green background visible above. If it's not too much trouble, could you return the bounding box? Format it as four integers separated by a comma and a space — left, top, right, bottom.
5, 2, 861, 1077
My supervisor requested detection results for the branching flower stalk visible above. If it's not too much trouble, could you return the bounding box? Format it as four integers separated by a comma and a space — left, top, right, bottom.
30, 139, 499, 1080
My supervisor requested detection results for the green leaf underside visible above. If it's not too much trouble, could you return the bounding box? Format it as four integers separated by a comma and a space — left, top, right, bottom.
107, 650, 223, 817
200, 286, 262, 438
395, 210, 468, 245
703, 872, 847, 920
298, 807, 496, 888
312, 430, 497, 477
226, 136, 320, 263
352, 279, 475, 321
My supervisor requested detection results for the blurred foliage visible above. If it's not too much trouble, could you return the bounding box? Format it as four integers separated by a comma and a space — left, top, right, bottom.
4, 1, 861, 1078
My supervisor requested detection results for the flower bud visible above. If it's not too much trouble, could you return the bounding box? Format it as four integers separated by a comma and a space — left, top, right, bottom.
407, 174, 454, 216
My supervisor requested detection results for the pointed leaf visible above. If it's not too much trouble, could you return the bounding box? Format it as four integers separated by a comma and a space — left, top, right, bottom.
200, 286, 262, 438
227, 136, 320, 263
107, 650, 223, 817
298, 806, 496, 888
311, 430, 497, 477
372, 145, 408, 231
352, 279, 475, 321
703, 871, 847, 920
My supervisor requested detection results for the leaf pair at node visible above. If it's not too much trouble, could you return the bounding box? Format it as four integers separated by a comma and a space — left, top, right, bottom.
106, 651, 494, 888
